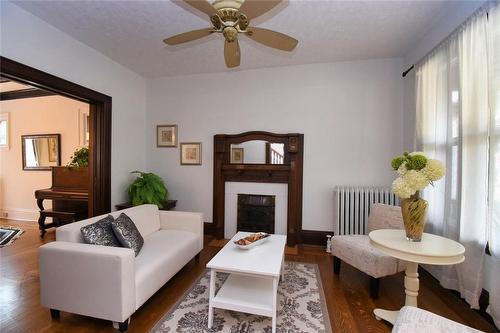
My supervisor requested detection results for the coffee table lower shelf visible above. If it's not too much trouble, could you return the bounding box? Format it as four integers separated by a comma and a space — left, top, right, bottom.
212, 274, 275, 317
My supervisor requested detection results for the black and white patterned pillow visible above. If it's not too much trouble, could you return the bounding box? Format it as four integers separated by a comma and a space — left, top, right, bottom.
111, 213, 144, 256
80, 215, 121, 247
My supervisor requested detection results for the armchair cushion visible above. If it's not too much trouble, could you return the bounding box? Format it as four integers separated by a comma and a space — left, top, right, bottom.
80, 215, 121, 247
392, 306, 483, 333
111, 213, 144, 256
367, 203, 404, 233
332, 235, 406, 278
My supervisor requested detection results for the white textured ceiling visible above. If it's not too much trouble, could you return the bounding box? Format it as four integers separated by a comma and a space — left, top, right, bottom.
12, 0, 454, 78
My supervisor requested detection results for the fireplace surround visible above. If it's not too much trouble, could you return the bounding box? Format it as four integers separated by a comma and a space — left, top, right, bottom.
213, 131, 304, 246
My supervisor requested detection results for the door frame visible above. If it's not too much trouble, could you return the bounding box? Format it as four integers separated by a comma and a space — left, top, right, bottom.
0, 56, 112, 217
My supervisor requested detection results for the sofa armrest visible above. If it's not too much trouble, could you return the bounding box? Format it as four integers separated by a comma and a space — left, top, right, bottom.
39, 241, 136, 322
159, 210, 204, 251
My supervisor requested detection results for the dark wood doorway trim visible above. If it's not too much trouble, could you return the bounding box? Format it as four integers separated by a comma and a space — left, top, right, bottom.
213, 131, 304, 246
0, 56, 112, 217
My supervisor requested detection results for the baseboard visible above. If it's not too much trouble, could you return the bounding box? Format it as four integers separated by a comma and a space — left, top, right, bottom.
205, 225, 334, 246
0, 208, 38, 222
300, 230, 334, 246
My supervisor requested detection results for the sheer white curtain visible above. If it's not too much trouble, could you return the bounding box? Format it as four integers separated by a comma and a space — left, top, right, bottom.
416, 8, 489, 309
487, 1, 500, 327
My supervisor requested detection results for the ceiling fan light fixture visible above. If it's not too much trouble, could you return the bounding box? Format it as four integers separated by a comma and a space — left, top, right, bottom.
164, 0, 297, 68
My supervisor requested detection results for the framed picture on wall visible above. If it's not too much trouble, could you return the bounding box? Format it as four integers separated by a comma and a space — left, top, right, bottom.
157, 124, 178, 147
180, 142, 201, 165
79, 108, 90, 147
231, 147, 244, 163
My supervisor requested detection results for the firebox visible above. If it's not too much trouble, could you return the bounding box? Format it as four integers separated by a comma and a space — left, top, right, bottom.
237, 194, 275, 234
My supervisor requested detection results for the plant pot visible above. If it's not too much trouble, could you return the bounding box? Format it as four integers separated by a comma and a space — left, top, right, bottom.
401, 192, 428, 242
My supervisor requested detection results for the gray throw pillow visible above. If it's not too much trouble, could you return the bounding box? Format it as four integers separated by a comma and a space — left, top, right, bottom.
111, 213, 144, 256
80, 215, 121, 247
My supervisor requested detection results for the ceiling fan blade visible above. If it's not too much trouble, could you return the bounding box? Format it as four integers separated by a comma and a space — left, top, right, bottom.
182, 0, 218, 17
224, 38, 241, 68
245, 27, 298, 51
239, 0, 282, 20
163, 28, 213, 45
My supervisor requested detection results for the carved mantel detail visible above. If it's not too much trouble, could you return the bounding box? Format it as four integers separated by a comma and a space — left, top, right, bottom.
213, 131, 304, 246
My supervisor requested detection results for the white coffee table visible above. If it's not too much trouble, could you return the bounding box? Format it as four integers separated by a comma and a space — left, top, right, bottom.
206, 232, 286, 333
369, 229, 465, 324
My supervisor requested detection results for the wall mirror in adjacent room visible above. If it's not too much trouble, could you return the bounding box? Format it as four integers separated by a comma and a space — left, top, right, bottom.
230, 140, 285, 164
21, 134, 61, 170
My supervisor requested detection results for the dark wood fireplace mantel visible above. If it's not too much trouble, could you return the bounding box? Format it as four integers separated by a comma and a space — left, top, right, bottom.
213, 131, 304, 246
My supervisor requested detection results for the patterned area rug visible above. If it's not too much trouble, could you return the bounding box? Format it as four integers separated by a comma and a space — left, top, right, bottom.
150, 262, 332, 333
0, 226, 24, 247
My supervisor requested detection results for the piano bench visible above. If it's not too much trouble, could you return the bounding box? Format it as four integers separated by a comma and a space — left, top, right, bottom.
38, 210, 76, 238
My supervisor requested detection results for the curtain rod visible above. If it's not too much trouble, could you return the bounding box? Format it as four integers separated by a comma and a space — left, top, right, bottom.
401, 1, 492, 78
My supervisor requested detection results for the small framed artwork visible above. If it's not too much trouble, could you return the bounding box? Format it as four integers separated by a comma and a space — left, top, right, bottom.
157, 125, 178, 147
78, 109, 90, 147
180, 142, 202, 165
231, 148, 244, 163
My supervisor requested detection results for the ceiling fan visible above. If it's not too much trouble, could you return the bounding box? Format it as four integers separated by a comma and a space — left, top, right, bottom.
164, 0, 298, 68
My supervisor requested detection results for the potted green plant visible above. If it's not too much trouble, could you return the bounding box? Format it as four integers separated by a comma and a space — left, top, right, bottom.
67, 147, 89, 168
127, 171, 168, 208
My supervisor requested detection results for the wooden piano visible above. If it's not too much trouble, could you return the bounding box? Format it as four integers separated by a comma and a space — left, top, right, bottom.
35, 166, 89, 237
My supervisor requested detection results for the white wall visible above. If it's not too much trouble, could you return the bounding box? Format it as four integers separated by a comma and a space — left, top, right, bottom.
0, 96, 88, 221
146, 58, 404, 231
0, 1, 147, 208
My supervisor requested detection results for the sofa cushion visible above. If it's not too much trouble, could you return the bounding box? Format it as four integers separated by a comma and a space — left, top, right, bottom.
134, 230, 199, 308
332, 235, 406, 278
80, 215, 121, 247
392, 306, 483, 333
111, 213, 144, 256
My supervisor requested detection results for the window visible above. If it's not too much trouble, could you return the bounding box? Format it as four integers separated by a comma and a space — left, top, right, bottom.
0, 113, 9, 148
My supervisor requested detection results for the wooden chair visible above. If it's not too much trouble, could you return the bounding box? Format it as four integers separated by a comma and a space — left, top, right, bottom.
331, 203, 406, 298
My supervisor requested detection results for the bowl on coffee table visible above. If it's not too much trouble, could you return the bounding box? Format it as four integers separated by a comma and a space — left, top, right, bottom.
234, 232, 270, 250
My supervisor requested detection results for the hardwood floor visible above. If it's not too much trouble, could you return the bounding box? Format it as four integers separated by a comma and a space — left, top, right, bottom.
0, 219, 497, 333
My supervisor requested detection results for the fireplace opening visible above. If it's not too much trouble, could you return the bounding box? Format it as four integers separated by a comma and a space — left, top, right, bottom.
237, 194, 275, 234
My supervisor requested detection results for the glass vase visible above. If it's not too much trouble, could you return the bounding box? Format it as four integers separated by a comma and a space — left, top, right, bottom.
401, 192, 428, 242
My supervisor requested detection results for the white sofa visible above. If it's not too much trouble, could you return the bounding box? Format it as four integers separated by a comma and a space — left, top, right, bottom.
39, 204, 203, 332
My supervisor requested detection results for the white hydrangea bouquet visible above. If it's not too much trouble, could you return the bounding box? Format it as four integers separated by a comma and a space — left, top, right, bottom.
391, 152, 446, 241
391, 152, 445, 199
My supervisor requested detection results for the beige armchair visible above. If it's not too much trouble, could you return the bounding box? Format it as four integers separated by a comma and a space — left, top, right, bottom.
331, 203, 406, 298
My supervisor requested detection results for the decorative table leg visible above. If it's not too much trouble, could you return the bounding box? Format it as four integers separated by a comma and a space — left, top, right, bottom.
208, 269, 215, 329
404, 262, 419, 307
373, 261, 420, 325
272, 276, 278, 333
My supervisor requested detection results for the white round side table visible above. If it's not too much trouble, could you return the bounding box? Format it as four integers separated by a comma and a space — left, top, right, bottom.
369, 229, 465, 324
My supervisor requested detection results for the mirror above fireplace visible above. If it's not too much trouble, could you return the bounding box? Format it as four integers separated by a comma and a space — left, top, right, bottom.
230, 140, 285, 164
